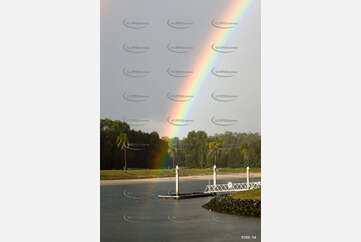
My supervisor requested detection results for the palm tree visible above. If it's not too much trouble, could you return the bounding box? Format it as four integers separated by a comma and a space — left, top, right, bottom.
116, 133, 149, 170
167, 145, 177, 169
116, 133, 129, 170
240, 143, 249, 166
207, 141, 222, 166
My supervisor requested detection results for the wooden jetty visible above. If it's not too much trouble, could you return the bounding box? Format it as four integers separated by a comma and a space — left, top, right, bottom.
158, 192, 215, 200
157, 165, 260, 200
157, 166, 217, 199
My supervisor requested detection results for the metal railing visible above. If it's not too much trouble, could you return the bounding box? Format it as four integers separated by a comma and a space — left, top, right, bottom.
204, 181, 261, 193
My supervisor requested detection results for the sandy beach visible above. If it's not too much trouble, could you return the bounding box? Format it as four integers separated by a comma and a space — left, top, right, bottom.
100, 172, 261, 185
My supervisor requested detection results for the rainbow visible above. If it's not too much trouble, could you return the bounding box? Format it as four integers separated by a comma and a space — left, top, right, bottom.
153, 0, 255, 168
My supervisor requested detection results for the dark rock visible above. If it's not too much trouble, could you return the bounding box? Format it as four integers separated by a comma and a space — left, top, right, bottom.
202, 195, 261, 217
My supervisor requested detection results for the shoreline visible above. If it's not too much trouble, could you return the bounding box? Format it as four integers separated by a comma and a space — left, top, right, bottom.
100, 172, 261, 185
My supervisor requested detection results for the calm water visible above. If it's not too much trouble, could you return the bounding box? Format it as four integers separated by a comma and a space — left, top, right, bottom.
101, 177, 261, 242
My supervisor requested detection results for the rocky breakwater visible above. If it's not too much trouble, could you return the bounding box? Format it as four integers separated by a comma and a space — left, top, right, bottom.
202, 195, 261, 217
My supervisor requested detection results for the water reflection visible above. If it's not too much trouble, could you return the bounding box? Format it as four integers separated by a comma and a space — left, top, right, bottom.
101, 178, 261, 242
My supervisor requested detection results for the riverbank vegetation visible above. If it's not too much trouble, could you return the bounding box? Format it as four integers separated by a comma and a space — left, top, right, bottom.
100, 168, 261, 180
101, 119, 261, 170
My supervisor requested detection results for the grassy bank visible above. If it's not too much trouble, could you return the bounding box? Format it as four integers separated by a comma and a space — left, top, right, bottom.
231, 188, 261, 200
100, 168, 261, 180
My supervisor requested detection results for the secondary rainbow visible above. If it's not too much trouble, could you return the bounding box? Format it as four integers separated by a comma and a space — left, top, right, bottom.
153, 0, 255, 168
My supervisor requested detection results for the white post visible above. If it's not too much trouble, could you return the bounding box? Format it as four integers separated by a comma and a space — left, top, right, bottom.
246, 166, 250, 190
213, 165, 217, 186
176, 165, 179, 196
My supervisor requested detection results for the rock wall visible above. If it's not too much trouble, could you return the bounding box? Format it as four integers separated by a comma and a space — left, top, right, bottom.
202, 195, 261, 217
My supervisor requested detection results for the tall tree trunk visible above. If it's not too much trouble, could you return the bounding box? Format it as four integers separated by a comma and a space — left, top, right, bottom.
124, 146, 127, 171
215, 150, 217, 166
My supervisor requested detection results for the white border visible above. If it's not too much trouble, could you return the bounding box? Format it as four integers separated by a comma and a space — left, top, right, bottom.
1, 1, 361, 241
0, 1, 99, 241
262, 0, 361, 241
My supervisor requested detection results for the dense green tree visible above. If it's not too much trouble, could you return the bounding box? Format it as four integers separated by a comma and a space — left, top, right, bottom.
100, 119, 261, 169
227, 147, 243, 168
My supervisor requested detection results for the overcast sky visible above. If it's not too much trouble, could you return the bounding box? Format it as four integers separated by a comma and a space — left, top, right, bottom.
101, 0, 260, 138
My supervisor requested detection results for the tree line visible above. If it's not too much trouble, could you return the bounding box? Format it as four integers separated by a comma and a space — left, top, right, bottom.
100, 119, 261, 170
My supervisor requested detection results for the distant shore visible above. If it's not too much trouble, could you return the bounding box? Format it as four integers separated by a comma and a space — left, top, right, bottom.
101, 168, 260, 180
100, 172, 261, 185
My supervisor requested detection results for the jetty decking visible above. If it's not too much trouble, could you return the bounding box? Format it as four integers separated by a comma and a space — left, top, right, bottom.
158, 192, 215, 199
